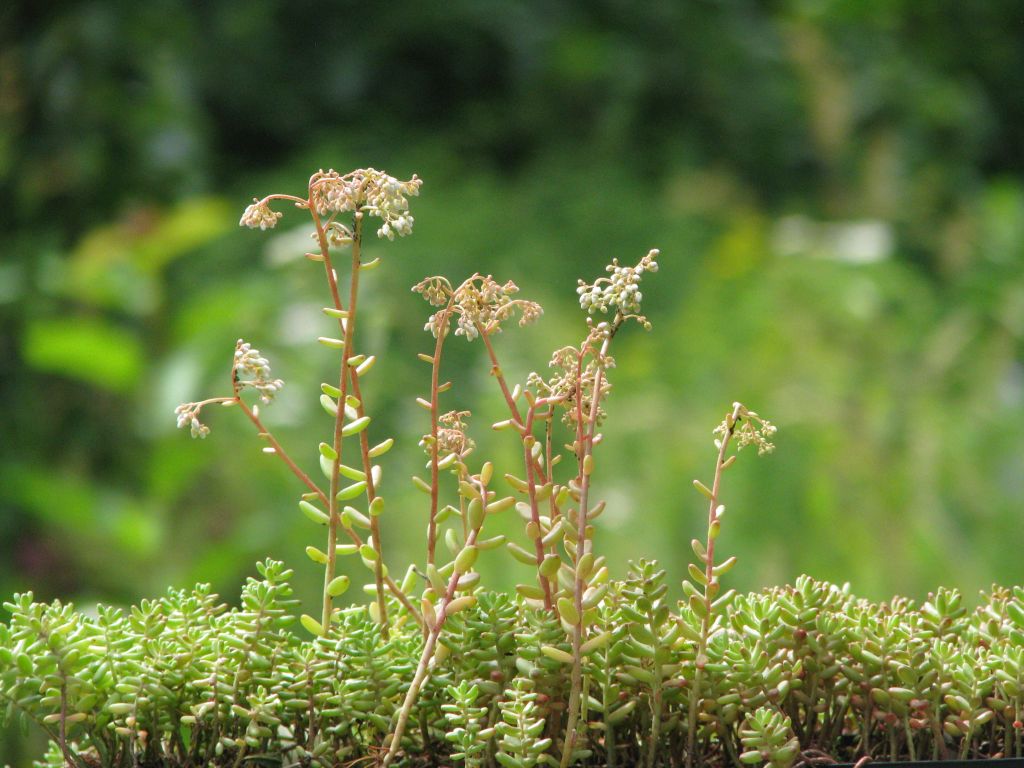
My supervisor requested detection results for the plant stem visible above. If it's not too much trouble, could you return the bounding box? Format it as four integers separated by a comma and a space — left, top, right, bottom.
686, 402, 742, 768
480, 331, 523, 427
59, 682, 68, 767
383, 475, 490, 767
646, 623, 664, 768
317, 209, 364, 633
233, 370, 416, 620
479, 325, 550, 484
524, 401, 554, 609
560, 329, 613, 768
426, 301, 456, 566
235, 399, 329, 506
479, 321, 560, 608
347, 366, 388, 635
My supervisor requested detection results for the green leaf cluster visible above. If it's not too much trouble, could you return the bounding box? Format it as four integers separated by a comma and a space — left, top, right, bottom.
7, 569, 1024, 765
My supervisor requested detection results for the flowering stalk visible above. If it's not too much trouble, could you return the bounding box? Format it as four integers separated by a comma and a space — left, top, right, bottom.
481, 329, 567, 612
558, 250, 660, 768
424, 291, 458, 567
309, 192, 397, 634
414, 274, 543, 570
179, 168, 424, 634
559, 329, 612, 768
684, 402, 776, 768
520, 395, 559, 609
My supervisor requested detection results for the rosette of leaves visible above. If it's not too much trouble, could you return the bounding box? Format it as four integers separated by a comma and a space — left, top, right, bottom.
618, 560, 682, 768
441, 591, 520, 698
579, 592, 632, 768
515, 605, 571, 703
443, 680, 496, 767
942, 648, 996, 760
328, 607, 410, 742
920, 586, 969, 643
271, 644, 331, 763
710, 607, 795, 763
771, 578, 851, 744
739, 706, 800, 768
496, 677, 555, 768
988, 643, 1024, 758
1, 595, 97, 767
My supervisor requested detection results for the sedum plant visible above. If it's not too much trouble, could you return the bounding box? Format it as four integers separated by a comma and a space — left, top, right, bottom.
5, 167, 1024, 768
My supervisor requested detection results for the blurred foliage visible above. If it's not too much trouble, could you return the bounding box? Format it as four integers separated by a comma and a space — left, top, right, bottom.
3, 0, 1024, 706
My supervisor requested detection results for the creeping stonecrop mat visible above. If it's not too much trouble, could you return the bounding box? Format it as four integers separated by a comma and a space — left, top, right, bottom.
4, 169, 1024, 768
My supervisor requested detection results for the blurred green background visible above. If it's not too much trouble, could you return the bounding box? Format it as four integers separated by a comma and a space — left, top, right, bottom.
3, 0, 1024, 635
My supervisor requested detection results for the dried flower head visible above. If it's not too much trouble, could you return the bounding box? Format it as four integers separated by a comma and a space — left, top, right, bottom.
529, 345, 614, 428
239, 199, 284, 230
233, 339, 284, 403
412, 276, 453, 308
416, 275, 543, 341
714, 403, 777, 455
577, 248, 659, 326
436, 410, 476, 456
421, 410, 475, 459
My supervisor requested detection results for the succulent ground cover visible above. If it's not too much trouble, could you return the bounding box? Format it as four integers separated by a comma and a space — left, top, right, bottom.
3, 169, 1021, 767
6, 572, 1024, 767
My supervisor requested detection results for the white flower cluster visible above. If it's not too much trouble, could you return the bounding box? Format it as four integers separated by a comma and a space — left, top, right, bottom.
233, 340, 284, 403
310, 168, 422, 240
174, 403, 210, 439
714, 403, 777, 455
239, 199, 284, 230
577, 249, 660, 318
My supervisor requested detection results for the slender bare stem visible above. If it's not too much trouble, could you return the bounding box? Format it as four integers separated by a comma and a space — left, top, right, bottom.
257, 192, 309, 208
480, 331, 523, 427
235, 398, 329, 506
426, 302, 456, 566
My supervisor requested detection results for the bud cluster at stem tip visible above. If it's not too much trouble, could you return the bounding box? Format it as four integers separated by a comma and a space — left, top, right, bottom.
577, 248, 659, 318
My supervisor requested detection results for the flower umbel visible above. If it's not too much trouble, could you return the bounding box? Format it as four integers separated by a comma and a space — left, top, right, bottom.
239, 199, 283, 230
577, 248, 659, 326
233, 340, 284, 403
309, 168, 422, 240
432, 410, 476, 457
174, 402, 210, 439
415, 275, 543, 340
714, 402, 777, 455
